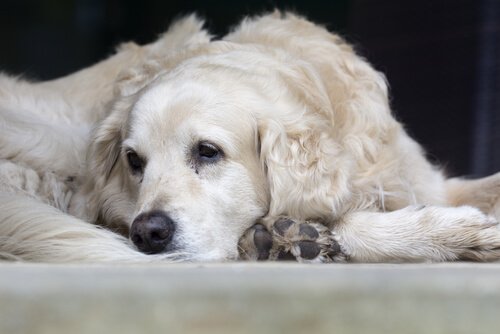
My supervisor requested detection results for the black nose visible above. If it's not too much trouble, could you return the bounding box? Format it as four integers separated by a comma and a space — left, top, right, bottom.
130, 210, 176, 254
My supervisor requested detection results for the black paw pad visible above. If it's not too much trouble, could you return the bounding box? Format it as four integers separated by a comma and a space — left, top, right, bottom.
274, 218, 295, 236
297, 241, 321, 259
277, 250, 297, 261
299, 224, 320, 239
253, 224, 273, 260
327, 240, 342, 257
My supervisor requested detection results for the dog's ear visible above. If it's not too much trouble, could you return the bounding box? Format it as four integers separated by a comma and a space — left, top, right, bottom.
89, 59, 161, 182
258, 94, 354, 222
71, 91, 135, 228
88, 103, 128, 182
234, 13, 400, 220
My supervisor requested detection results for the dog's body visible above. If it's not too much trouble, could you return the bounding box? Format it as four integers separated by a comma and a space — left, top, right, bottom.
1, 13, 500, 263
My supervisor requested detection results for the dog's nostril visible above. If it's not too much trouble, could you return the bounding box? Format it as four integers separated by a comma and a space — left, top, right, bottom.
156, 227, 171, 239
129, 210, 176, 254
150, 231, 166, 242
131, 234, 143, 245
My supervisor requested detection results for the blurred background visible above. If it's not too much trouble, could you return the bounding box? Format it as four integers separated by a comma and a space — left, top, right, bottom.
1, 0, 499, 177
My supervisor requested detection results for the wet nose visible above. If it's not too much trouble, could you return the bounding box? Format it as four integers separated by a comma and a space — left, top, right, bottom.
130, 210, 176, 254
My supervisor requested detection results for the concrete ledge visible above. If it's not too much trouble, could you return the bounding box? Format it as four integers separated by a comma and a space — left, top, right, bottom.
1, 262, 500, 333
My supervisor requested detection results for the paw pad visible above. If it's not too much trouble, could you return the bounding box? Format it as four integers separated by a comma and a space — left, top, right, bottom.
239, 219, 347, 263
271, 218, 345, 263
294, 240, 321, 259
274, 218, 294, 236
299, 224, 320, 239
252, 224, 273, 260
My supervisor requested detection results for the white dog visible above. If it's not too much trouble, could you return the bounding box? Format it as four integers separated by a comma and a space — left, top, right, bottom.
1, 12, 500, 263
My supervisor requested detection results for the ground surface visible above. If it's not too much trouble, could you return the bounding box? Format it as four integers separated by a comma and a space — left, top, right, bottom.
1, 262, 499, 334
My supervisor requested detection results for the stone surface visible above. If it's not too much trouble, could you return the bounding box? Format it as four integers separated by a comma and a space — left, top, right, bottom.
1, 262, 500, 334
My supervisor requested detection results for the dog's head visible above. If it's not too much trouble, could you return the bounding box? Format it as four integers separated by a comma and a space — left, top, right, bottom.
73, 13, 392, 261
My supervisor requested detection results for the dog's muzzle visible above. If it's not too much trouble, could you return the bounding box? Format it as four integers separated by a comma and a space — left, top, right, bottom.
130, 210, 176, 254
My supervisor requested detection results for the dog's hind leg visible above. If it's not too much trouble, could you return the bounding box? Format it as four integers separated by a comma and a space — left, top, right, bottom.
446, 172, 500, 220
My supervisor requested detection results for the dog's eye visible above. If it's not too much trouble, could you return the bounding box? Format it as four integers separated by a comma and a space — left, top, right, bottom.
126, 150, 144, 174
197, 141, 222, 162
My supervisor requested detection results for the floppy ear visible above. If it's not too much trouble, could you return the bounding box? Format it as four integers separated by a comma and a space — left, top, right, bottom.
70, 94, 131, 226
242, 12, 400, 221
87, 100, 128, 185
259, 71, 353, 220
88, 54, 168, 185
71, 64, 159, 227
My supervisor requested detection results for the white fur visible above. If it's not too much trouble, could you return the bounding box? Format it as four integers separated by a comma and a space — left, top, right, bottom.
1, 12, 500, 263
335, 205, 500, 262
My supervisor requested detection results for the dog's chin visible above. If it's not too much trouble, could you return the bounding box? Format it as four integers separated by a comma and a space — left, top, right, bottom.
187, 249, 239, 262
146, 250, 237, 263
174, 241, 240, 262
131, 241, 239, 262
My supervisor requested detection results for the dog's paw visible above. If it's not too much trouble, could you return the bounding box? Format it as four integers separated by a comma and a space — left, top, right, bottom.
238, 218, 346, 263
452, 210, 500, 261
270, 218, 346, 263
238, 223, 274, 261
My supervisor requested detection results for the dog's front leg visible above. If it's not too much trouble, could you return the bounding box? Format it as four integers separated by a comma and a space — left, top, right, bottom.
334, 205, 500, 263
239, 205, 500, 263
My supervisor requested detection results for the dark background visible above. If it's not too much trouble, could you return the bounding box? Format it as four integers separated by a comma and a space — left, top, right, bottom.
1, 0, 499, 177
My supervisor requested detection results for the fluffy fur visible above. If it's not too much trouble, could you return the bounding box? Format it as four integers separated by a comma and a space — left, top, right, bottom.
1, 12, 500, 263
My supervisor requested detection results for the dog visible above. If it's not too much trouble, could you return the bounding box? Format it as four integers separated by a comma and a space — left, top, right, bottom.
1, 12, 500, 263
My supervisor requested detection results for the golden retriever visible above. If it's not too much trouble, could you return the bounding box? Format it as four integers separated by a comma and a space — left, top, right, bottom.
1, 13, 500, 263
